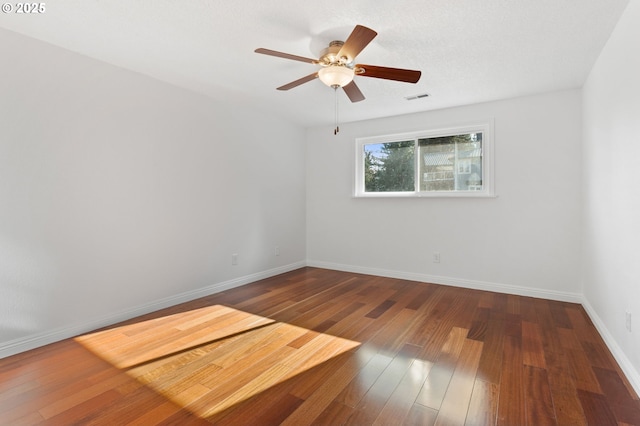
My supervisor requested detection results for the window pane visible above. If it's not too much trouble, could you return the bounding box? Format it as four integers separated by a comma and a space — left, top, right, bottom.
418, 133, 482, 192
364, 141, 415, 192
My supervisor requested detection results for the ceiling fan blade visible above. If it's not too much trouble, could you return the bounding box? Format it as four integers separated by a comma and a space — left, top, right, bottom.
277, 73, 319, 91
255, 48, 318, 64
337, 25, 377, 62
343, 81, 365, 103
355, 64, 421, 83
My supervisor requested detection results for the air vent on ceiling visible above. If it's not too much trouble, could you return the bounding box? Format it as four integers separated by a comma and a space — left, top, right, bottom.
405, 93, 430, 100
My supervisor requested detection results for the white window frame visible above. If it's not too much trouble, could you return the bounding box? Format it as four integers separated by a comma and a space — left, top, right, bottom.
354, 120, 495, 198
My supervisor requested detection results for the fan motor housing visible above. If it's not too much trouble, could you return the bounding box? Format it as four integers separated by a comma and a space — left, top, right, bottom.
319, 41, 352, 66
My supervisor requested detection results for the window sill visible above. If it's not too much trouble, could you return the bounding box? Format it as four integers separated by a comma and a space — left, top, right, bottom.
353, 191, 497, 199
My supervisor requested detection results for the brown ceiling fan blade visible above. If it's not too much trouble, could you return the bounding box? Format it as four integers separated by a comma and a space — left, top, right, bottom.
255, 48, 318, 64
356, 64, 421, 83
343, 81, 365, 103
277, 73, 319, 91
337, 25, 377, 62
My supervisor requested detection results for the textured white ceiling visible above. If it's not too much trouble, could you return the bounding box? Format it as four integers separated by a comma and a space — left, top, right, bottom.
0, 0, 630, 127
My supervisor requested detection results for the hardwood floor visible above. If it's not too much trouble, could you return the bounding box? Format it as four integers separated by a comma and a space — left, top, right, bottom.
1, 267, 639, 425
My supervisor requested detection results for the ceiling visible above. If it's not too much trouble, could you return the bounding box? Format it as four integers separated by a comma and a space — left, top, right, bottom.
0, 0, 630, 127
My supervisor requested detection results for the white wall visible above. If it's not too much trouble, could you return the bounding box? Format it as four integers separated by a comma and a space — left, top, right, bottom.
582, 0, 640, 392
307, 90, 583, 301
0, 29, 306, 356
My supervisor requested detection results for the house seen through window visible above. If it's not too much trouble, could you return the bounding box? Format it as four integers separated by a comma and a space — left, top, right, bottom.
356, 123, 493, 197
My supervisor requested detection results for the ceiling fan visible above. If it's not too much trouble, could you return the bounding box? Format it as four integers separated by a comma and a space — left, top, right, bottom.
255, 25, 422, 103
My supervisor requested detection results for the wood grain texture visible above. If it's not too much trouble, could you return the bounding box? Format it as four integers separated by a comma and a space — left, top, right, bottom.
1, 267, 639, 425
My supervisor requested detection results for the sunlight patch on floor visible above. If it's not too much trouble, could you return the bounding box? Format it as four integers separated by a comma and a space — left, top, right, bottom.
75, 305, 275, 369
75, 305, 360, 420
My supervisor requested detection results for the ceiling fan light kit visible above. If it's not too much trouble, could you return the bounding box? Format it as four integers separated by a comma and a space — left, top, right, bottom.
255, 25, 422, 133
318, 65, 355, 88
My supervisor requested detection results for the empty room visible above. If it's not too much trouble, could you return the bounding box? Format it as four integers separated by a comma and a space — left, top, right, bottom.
1, 0, 639, 424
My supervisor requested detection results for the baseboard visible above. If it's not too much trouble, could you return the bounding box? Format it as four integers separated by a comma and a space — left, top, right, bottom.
307, 260, 583, 303
581, 298, 640, 397
0, 261, 306, 359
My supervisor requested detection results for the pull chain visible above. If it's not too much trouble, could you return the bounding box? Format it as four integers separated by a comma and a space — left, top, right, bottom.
333, 85, 339, 135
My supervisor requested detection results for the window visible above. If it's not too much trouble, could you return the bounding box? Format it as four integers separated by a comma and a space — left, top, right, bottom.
355, 122, 494, 197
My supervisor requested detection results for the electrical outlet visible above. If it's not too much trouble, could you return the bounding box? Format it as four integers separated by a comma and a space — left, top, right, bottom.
231, 253, 238, 266
433, 252, 440, 263
274, 246, 280, 256
626, 311, 632, 332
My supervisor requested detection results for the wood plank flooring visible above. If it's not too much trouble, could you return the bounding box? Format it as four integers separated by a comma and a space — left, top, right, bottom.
1, 267, 639, 425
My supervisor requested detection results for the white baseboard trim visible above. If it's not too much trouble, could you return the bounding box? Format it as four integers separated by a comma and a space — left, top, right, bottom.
0, 261, 306, 359
307, 260, 583, 303
581, 298, 640, 397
